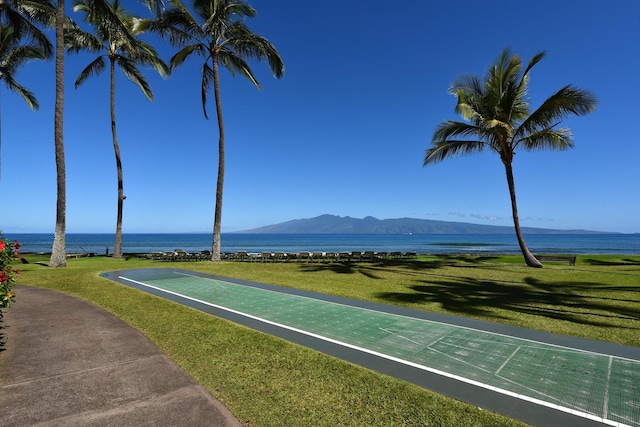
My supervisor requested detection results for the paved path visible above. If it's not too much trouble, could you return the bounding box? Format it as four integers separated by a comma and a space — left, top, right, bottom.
0, 285, 241, 427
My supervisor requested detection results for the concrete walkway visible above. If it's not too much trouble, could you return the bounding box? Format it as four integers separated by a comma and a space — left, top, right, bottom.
0, 285, 241, 427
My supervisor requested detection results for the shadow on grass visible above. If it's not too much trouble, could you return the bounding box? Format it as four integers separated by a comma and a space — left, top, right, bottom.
377, 275, 640, 329
298, 256, 500, 276
583, 258, 640, 267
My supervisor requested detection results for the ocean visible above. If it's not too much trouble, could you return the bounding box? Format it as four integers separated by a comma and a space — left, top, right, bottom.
5, 233, 640, 255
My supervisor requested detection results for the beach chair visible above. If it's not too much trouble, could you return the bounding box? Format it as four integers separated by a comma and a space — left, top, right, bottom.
236, 251, 249, 261
362, 251, 375, 261
286, 252, 298, 262
324, 252, 338, 263
273, 251, 286, 262
298, 251, 312, 262
338, 252, 350, 262
261, 251, 274, 262
350, 251, 362, 262
312, 252, 324, 262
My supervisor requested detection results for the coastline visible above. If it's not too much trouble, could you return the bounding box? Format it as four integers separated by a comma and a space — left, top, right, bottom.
8, 232, 640, 257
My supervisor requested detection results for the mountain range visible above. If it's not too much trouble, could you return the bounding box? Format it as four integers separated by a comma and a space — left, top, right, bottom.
239, 215, 607, 235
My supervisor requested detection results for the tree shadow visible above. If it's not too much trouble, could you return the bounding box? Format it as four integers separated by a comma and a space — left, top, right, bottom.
298, 255, 499, 276
583, 258, 640, 267
377, 276, 640, 329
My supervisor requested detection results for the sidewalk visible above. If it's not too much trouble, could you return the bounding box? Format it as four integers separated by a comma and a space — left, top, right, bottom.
0, 285, 241, 427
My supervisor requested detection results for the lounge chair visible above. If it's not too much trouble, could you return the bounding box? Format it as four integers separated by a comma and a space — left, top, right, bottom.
298, 251, 312, 262
324, 252, 338, 263
362, 251, 375, 261
338, 252, 350, 262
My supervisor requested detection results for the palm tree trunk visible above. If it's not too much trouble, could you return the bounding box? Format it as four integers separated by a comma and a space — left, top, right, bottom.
504, 162, 542, 268
49, 0, 66, 267
210, 54, 224, 262
110, 59, 123, 258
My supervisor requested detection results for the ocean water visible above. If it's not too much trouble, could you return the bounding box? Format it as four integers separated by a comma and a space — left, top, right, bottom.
5, 233, 640, 255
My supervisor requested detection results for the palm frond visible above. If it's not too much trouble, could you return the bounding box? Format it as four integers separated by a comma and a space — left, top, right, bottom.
424, 139, 487, 166
200, 62, 214, 119
218, 50, 260, 88
2, 4, 54, 57
75, 56, 106, 88
432, 120, 482, 142
65, 27, 104, 53
117, 56, 153, 100
170, 43, 205, 70
226, 23, 284, 78
518, 84, 597, 137
1, 74, 39, 109
516, 127, 574, 151
156, 2, 204, 46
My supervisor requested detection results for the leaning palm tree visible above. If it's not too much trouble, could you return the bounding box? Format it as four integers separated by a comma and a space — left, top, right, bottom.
424, 49, 597, 268
0, 25, 47, 181
66, 0, 168, 258
152, 0, 284, 261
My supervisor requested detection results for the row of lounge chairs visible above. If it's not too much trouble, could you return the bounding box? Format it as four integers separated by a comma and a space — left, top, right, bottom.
150, 249, 211, 261
222, 250, 417, 262
150, 250, 418, 263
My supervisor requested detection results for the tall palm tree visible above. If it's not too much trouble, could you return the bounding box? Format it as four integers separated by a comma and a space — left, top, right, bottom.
153, 0, 284, 261
424, 49, 597, 268
66, 0, 168, 258
0, 25, 47, 181
48, 0, 66, 267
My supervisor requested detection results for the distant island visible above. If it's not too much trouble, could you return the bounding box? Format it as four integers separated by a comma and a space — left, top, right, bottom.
238, 214, 610, 235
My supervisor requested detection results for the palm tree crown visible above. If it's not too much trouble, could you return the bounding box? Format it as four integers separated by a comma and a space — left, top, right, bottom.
0, 0, 55, 57
424, 49, 597, 267
66, 0, 168, 96
154, 0, 284, 117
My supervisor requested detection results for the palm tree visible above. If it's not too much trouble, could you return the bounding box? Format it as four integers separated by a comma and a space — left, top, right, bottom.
424, 49, 597, 267
48, 0, 66, 267
0, 25, 47, 181
66, 0, 169, 258
153, 0, 284, 261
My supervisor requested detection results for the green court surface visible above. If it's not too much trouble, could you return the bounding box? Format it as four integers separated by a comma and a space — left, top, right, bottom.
106, 269, 640, 427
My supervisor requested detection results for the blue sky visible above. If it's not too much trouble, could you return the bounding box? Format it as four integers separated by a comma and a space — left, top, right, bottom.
1, 0, 639, 234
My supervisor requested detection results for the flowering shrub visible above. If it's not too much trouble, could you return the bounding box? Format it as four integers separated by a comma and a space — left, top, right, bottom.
0, 233, 20, 313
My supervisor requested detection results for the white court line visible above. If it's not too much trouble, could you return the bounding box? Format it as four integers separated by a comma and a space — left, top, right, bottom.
604, 356, 613, 419
496, 346, 520, 376
119, 274, 632, 427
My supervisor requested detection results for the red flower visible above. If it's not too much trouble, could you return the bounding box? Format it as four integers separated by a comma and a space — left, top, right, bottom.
0, 241, 5, 252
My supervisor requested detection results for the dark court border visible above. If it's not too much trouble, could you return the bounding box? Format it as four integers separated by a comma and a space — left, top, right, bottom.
101, 268, 640, 427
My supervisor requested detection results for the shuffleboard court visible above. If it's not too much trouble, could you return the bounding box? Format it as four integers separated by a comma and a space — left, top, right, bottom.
102, 268, 640, 427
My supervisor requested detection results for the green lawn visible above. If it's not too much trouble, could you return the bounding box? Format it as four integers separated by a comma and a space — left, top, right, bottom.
10, 254, 640, 426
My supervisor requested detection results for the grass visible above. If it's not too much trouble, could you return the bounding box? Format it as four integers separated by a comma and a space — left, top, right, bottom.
8, 253, 640, 426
